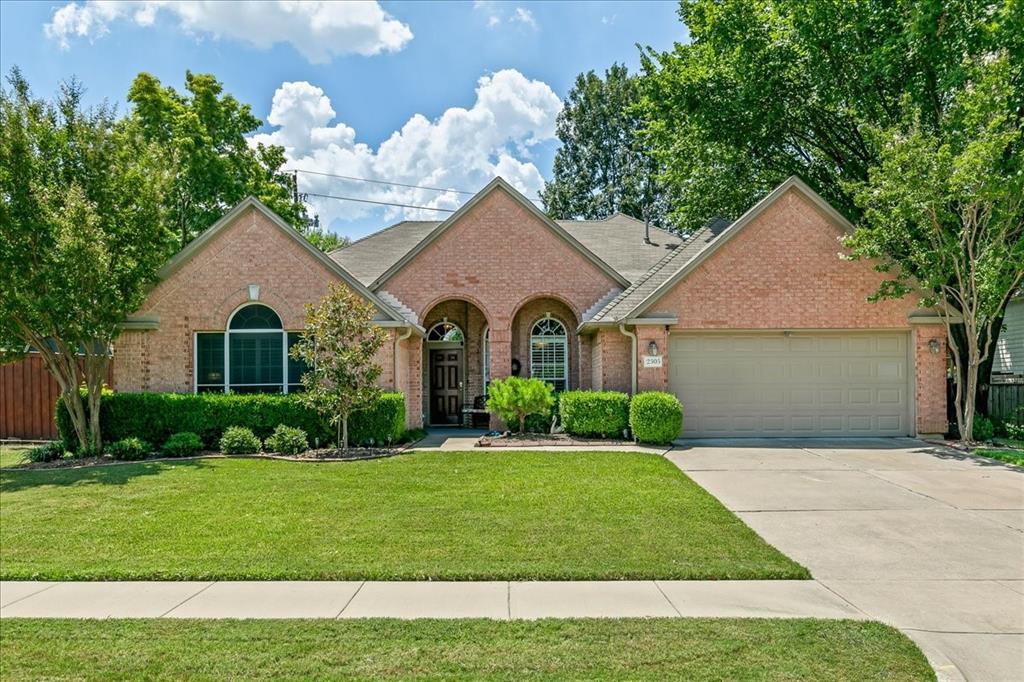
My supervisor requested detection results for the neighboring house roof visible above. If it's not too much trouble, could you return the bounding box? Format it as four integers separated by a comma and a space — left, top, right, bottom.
585, 176, 853, 327
156, 196, 422, 331
556, 214, 683, 281
364, 177, 630, 290
585, 217, 732, 325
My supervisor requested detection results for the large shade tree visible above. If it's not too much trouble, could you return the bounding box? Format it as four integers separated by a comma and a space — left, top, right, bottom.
641, 0, 1023, 423
541, 64, 669, 227
127, 71, 345, 251
0, 70, 173, 452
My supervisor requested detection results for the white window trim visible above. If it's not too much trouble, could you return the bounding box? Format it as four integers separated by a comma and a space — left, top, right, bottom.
194, 303, 302, 394
529, 317, 568, 391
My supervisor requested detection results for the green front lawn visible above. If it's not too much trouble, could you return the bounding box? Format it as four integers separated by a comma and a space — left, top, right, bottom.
0, 451, 807, 580
974, 438, 1024, 467
0, 618, 934, 681
0, 444, 31, 468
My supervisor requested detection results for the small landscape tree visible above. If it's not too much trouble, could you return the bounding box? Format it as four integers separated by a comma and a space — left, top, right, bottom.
289, 283, 388, 449
486, 377, 555, 433
0, 70, 171, 452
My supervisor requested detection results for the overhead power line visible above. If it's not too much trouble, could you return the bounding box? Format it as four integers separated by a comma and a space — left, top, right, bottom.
289, 168, 543, 203
302, 191, 456, 213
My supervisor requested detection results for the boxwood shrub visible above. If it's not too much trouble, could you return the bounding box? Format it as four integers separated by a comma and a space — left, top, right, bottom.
629, 391, 683, 445
58, 391, 405, 451
264, 425, 309, 455
104, 437, 151, 461
558, 390, 630, 438
219, 426, 261, 454
161, 432, 204, 458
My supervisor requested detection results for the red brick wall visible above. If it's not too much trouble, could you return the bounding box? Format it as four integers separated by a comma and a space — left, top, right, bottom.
914, 325, 949, 435
114, 206, 422, 428
638, 188, 945, 434
381, 188, 620, 392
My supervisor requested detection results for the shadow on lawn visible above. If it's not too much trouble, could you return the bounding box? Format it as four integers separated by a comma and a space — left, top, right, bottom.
0, 457, 213, 493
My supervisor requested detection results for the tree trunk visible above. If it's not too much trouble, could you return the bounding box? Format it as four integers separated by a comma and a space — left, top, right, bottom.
342, 415, 349, 450
518, 413, 526, 433
951, 319, 1002, 418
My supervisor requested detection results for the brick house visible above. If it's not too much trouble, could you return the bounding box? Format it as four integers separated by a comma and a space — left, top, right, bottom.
114, 176, 949, 437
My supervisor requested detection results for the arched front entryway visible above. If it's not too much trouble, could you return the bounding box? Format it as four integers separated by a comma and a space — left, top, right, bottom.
422, 299, 490, 426
510, 297, 581, 393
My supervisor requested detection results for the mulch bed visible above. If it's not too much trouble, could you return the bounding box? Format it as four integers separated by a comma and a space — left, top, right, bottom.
476, 432, 635, 448
1, 447, 412, 471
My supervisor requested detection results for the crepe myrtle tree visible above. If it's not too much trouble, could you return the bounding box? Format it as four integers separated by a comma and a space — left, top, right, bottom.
289, 283, 388, 449
0, 69, 172, 453
844, 57, 1024, 442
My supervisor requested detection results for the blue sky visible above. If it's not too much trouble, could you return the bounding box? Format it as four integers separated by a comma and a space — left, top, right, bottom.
0, 1, 686, 238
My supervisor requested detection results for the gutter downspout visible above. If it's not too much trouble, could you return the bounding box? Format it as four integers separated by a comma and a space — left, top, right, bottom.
618, 323, 637, 395
394, 325, 414, 406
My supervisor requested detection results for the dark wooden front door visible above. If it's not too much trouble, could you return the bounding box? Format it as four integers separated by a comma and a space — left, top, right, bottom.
430, 349, 462, 425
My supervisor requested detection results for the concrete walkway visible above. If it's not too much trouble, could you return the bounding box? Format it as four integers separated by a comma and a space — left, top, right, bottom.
410, 427, 672, 453
670, 437, 1024, 682
0, 579, 862, 620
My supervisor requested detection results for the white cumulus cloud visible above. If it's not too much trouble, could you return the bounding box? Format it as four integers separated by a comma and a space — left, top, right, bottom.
44, 1, 412, 62
249, 70, 563, 227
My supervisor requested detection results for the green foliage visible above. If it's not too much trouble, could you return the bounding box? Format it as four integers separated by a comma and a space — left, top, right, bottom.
56, 391, 404, 451
629, 392, 683, 445
973, 415, 995, 442
161, 432, 203, 458
290, 284, 389, 448
559, 391, 630, 438
26, 442, 65, 463
104, 437, 151, 461
0, 69, 172, 452
541, 64, 668, 226
640, 0, 1022, 231
126, 71, 324, 248
219, 427, 261, 455
347, 393, 405, 447
523, 392, 559, 434
486, 377, 555, 433
264, 425, 309, 456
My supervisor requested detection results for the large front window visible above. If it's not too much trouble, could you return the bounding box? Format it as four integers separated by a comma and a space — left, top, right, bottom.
195, 303, 307, 394
530, 317, 567, 392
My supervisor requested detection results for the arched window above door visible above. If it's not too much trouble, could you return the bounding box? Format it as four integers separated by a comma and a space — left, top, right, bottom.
427, 321, 464, 344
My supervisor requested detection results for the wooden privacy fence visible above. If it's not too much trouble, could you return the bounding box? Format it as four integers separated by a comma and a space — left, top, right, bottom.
989, 381, 1024, 421
0, 356, 114, 441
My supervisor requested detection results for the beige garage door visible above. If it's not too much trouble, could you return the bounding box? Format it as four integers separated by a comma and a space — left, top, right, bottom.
668, 332, 911, 437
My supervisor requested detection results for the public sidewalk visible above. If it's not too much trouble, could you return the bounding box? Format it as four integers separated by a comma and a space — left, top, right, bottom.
0, 579, 863, 620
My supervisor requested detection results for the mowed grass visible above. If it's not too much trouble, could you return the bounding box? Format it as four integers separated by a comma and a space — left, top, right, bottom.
0, 618, 934, 681
0, 444, 31, 468
0, 451, 807, 580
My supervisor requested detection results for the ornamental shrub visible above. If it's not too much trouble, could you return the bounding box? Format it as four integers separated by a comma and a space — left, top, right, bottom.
629, 392, 683, 445
219, 426, 261, 455
57, 392, 404, 451
265, 425, 309, 455
973, 415, 995, 442
104, 437, 150, 461
559, 391, 630, 438
524, 392, 560, 434
161, 431, 203, 458
27, 442, 65, 463
486, 377, 555, 433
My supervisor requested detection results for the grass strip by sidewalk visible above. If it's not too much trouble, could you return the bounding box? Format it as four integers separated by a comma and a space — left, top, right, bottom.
0, 618, 934, 681
0, 451, 807, 581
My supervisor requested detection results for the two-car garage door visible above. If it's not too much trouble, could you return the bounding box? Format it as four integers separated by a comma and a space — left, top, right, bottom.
667, 332, 911, 437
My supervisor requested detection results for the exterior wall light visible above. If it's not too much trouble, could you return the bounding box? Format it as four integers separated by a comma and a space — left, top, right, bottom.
647, 340, 659, 356
928, 338, 941, 354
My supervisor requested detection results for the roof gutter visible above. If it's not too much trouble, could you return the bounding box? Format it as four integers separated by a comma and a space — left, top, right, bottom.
618, 324, 637, 395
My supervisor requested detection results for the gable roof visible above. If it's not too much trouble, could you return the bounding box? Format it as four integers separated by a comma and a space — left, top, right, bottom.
585, 176, 851, 326
557, 214, 684, 281
366, 177, 630, 290
156, 196, 422, 331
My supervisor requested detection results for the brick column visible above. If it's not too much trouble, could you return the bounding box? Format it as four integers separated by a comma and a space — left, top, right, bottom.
488, 326, 512, 429
914, 325, 948, 436
635, 326, 670, 393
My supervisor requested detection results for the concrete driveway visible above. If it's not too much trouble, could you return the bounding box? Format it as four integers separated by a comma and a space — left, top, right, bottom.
669, 438, 1024, 682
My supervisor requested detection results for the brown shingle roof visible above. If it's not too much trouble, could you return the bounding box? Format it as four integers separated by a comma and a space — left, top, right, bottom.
587, 217, 732, 323
329, 211, 684, 287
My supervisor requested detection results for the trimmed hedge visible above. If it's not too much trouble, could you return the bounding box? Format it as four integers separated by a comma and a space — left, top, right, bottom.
558, 391, 630, 438
58, 392, 405, 451
629, 392, 683, 445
